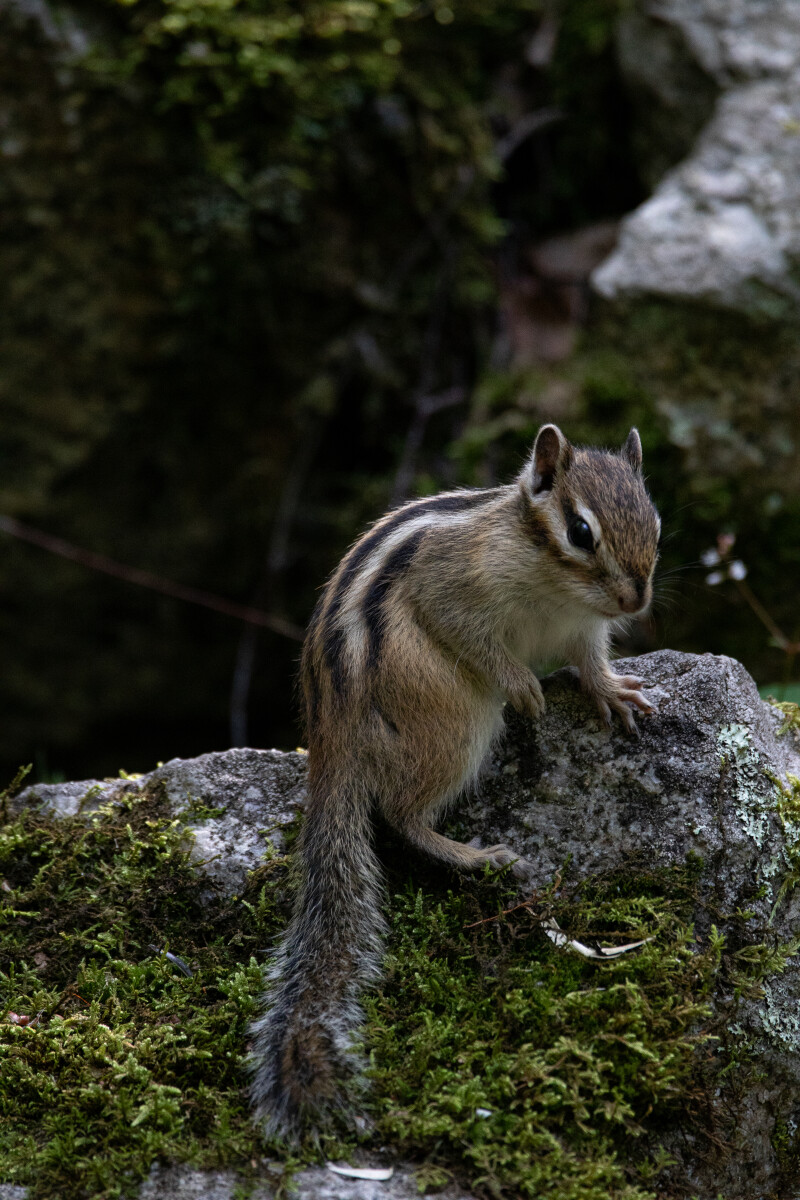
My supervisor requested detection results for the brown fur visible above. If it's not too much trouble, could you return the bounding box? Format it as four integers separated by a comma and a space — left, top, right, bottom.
248, 424, 660, 1137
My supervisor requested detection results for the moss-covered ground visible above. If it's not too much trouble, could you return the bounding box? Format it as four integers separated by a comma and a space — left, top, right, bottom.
0, 768, 793, 1200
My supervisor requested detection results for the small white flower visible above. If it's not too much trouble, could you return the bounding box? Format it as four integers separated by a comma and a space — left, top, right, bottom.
705, 571, 725, 586
728, 560, 747, 581
701, 548, 721, 567
475, 1107, 492, 1118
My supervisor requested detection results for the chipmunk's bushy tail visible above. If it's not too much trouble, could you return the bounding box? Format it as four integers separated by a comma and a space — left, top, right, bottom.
248, 780, 384, 1139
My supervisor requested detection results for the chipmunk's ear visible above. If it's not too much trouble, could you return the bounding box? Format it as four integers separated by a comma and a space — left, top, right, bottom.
528, 424, 572, 494
622, 427, 643, 472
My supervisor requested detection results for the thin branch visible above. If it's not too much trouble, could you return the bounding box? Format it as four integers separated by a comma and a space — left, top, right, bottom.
493, 108, 563, 165
229, 423, 323, 745
391, 387, 465, 507
464, 897, 540, 929
0, 515, 304, 641
734, 578, 800, 653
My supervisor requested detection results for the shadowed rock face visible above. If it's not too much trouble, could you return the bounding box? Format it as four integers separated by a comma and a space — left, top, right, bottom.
14, 649, 800, 1199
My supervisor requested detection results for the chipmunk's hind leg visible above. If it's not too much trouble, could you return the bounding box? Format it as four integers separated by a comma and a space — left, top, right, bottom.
375, 626, 533, 881
377, 720, 534, 882
396, 813, 534, 881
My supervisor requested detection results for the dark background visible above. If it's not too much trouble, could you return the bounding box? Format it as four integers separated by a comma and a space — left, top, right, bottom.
2, 0, 798, 784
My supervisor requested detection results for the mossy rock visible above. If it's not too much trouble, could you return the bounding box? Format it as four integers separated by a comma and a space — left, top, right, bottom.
3, 650, 800, 1197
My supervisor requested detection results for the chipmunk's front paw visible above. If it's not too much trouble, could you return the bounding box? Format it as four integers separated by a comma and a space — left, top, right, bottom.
592, 674, 656, 735
507, 673, 546, 722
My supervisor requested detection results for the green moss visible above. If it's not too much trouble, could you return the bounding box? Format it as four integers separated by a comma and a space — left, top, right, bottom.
772, 1117, 800, 1180
771, 700, 800, 740
364, 863, 722, 1200
0, 778, 796, 1199
0, 779, 293, 1199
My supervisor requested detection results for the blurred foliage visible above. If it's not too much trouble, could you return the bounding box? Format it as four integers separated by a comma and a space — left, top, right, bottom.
0, 0, 798, 781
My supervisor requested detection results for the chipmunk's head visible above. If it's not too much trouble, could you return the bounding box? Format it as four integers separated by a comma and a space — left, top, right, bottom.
520, 424, 660, 618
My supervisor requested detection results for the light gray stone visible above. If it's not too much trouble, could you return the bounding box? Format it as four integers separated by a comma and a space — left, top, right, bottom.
138, 1163, 475, 1200
138, 1165, 270, 1200
593, 0, 800, 314
645, 0, 800, 83
15, 747, 307, 898
150, 748, 306, 896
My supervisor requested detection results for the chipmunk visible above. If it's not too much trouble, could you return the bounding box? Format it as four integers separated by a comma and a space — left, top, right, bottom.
248, 423, 660, 1137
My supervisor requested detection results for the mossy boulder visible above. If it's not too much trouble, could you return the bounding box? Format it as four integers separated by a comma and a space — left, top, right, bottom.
4, 649, 800, 1198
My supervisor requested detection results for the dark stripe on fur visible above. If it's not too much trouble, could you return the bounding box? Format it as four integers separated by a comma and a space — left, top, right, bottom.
517, 490, 551, 548
373, 703, 399, 735
322, 490, 498, 695
363, 528, 426, 669
560, 496, 578, 529
322, 623, 348, 700
305, 662, 321, 729
567, 450, 659, 578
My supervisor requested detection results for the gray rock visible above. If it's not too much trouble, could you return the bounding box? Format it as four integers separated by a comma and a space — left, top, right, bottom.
467, 649, 800, 1199
645, 0, 800, 83
23, 651, 800, 915
469, 650, 799, 919
15, 747, 307, 898
138, 1163, 475, 1200
593, 0, 800, 314
150, 748, 306, 896
139, 1167, 255, 1200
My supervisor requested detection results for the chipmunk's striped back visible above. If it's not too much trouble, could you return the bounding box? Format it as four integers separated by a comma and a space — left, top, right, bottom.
305, 487, 505, 711
248, 425, 660, 1137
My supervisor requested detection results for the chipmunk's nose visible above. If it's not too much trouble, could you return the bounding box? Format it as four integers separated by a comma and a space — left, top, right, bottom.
618, 580, 649, 614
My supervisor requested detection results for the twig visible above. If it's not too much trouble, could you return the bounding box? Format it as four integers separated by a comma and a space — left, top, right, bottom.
229, 423, 323, 746
0, 515, 303, 641
391, 387, 465, 507
734, 578, 800, 654
464, 896, 540, 929
493, 108, 563, 164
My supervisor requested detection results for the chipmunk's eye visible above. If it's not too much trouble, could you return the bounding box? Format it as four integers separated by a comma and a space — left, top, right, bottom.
568, 518, 595, 553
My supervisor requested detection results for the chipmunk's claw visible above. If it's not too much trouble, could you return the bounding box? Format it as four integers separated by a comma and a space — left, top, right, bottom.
592, 674, 656, 735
